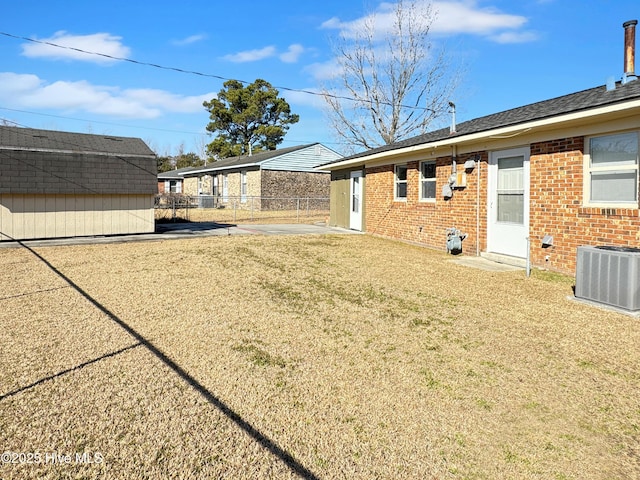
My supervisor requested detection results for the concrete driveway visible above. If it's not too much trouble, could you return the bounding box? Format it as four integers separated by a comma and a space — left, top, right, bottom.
0, 222, 360, 248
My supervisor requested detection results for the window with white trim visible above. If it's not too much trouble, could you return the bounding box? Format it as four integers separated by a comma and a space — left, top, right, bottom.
587, 132, 639, 205
419, 161, 436, 201
394, 165, 408, 200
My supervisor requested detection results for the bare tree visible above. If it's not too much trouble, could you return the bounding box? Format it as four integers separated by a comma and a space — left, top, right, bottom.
322, 0, 457, 151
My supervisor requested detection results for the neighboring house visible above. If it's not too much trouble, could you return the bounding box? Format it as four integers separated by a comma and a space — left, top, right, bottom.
0, 126, 157, 241
157, 166, 198, 194
180, 143, 341, 209
321, 21, 640, 276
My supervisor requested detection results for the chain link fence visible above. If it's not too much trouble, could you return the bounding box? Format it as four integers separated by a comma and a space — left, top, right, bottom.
155, 194, 330, 224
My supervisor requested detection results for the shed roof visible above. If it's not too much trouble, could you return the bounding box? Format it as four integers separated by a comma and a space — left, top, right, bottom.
0, 126, 157, 195
326, 79, 640, 165
0, 126, 155, 157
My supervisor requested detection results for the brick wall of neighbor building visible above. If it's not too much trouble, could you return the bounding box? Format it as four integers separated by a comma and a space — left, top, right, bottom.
365, 153, 485, 257
214, 170, 260, 209
183, 177, 197, 195
247, 170, 261, 198
225, 172, 242, 198
529, 136, 640, 275
182, 176, 214, 196
260, 170, 330, 209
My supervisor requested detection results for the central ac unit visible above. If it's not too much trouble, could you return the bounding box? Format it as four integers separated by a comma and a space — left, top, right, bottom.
575, 245, 640, 312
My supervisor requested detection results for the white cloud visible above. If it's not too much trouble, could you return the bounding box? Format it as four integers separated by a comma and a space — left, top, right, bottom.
280, 44, 305, 63
221, 46, 276, 63
172, 34, 208, 46
283, 87, 326, 109
0, 72, 214, 119
432, 1, 527, 35
489, 31, 539, 44
21, 31, 131, 63
304, 60, 342, 81
321, 1, 536, 44
222, 44, 308, 63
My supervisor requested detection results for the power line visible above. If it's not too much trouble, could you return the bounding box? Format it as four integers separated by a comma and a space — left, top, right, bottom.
0, 109, 347, 149
0, 107, 208, 136
0, 30, 434, 113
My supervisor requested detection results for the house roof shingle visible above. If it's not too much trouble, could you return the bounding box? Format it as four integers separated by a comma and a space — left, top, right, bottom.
0, 126, 155, 157
158, 166, 200, 180
330, 79, 640, 164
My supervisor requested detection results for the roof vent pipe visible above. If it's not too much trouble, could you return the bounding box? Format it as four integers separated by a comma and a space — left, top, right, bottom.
623, 20, 637, 83
448, 101, 456, 135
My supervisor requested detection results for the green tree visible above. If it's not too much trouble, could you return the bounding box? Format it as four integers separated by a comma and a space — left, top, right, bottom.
203, 79, 299, 159
157, 156, 174, 173
175, 152, 204, 169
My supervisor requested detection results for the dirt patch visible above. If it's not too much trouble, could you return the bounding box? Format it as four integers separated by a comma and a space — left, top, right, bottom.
1, 235, 638, 479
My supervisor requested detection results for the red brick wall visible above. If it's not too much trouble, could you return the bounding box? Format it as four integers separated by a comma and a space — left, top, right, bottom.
364, 137, 640, 276
365, 152, 486, 256
530, 137, 640, 274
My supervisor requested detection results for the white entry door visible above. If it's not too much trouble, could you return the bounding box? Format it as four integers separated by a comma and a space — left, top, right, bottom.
349, 171, 363, 231
487, 147, 530, 258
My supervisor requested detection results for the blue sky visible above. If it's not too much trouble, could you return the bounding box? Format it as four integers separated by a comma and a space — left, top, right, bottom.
1, 0, 638, 157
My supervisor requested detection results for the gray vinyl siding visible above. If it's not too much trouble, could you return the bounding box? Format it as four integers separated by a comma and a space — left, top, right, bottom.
260, 144, 341, 172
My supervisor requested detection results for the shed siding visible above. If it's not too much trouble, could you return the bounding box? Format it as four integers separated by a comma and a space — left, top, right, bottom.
0, 194, 154, 241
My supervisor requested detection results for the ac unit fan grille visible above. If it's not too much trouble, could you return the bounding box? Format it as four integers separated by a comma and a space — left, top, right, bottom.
575, 246, 640, 311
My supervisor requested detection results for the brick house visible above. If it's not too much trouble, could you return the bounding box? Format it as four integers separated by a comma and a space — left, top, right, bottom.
180, 143, 341, 210
322, 22, 640, 276
0, 126, 157, 241
158, 166, 198, 194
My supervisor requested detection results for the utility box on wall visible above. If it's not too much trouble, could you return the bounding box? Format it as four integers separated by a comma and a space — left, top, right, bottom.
451, 171, 467, 188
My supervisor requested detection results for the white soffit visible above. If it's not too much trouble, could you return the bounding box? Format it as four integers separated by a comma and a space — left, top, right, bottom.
323, 99, 640, 169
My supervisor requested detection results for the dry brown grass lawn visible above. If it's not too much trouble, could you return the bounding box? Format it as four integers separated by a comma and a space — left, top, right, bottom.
1, 234, 638, 479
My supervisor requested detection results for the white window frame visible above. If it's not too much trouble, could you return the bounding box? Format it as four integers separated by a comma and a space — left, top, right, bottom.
584, 131, 639, 207
222, 173, 228, 201
240, 169, 247, 203
419, 160, 437, 202
394, 164, 408, 201
213, 175, 219, 197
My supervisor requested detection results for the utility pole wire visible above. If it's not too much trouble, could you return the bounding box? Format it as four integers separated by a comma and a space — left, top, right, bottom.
0, 30, 434, 112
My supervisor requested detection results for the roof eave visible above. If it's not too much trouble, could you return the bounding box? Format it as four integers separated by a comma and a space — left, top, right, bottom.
321, 99, 640, 169
184, 162, 261, 176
